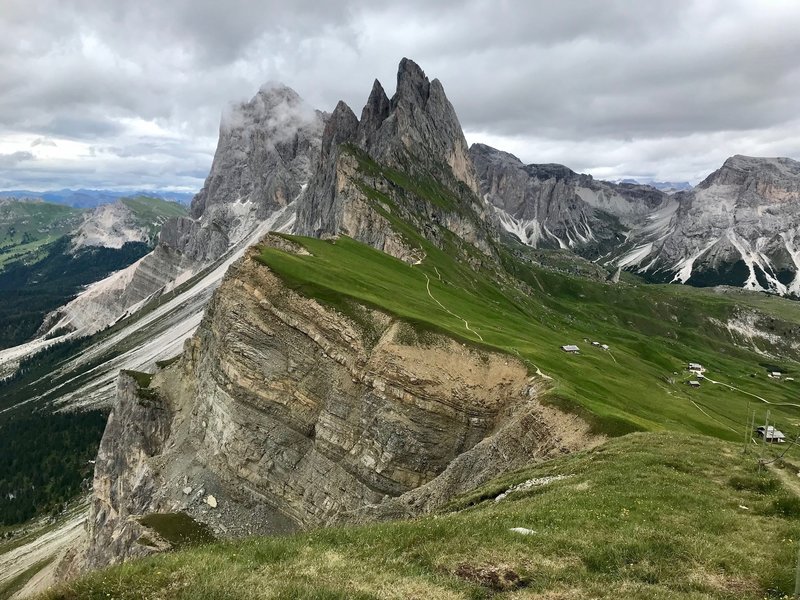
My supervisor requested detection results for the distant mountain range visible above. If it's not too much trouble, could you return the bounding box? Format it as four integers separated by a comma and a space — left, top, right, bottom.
474, 145, 800, 296
0, 188, 194, 208
616, 178, 693, 193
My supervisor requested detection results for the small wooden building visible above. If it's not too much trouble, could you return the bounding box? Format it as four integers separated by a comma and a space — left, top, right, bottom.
757, 426, 786, 443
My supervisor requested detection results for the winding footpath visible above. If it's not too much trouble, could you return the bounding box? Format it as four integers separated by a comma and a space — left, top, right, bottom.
422, 272, 484, 342
414, 262, 484, 342
703, 375, 800, 410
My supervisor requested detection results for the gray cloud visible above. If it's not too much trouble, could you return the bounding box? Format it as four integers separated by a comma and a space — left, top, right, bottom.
0, 0, 798, 189
0, 151, 35, 168
31, 138, 57, 147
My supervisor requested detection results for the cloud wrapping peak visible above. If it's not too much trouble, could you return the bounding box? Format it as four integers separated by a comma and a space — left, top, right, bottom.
0, 0, 798, 189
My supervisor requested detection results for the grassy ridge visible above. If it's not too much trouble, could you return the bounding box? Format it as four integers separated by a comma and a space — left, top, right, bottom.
120, 196, 187, 241
42, 433, 800, 599
257, 234, 800, 441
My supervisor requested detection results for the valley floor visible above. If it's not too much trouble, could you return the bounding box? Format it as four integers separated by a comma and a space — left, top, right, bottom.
40, 432, 800, 599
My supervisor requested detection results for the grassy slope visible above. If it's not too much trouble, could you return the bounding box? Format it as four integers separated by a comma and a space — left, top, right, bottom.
119, 196, 188, 242
43, 433, 800, 599
0, 201, 84, 269
121, 196, 187, 222
256, 234, 800, 441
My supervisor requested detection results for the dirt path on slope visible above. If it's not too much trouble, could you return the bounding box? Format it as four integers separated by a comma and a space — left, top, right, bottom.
771, 464, 800, 499
704, 376, 800, 410
421, 272, 484, 342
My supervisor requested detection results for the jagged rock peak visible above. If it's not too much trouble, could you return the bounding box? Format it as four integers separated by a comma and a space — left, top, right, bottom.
219, 84, 305, 133
294, 59, 497, 260
394, 57, 431, 108
322, 101, 359, 156
353, 58, 479, 193
357, 80, 391, 147
190, 83, 323, 221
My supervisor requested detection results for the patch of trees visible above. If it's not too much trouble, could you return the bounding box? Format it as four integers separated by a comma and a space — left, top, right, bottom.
0, 409, 108, 525
0, 237, 150, 349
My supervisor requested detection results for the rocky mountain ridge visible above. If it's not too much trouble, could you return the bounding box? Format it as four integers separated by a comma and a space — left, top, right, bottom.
70, 197, 186, 251
473, 144, 800, 296
295, 58, 492, 262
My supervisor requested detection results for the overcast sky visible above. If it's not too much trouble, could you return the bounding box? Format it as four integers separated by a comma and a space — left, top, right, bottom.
1, 0, 799, 191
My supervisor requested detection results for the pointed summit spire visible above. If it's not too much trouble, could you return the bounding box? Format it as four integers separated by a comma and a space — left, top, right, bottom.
322, 100, 359, 157
394, 58, 430, 107
357, 79, 391, 146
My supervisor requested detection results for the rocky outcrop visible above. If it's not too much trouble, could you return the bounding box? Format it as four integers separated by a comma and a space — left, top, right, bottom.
473, 145, 800, 297
84, 373, 172, 569
366, 58, 479, 194
83, 238, 594, 568
181, 84, 324, 264
636, 156, 800, 295
70, 202, 152, 251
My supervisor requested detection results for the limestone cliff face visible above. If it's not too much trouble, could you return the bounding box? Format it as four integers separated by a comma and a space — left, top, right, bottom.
472, 144, 800, 297
176, 85, 324, 264
365, 59, 479, 194
84, 237, 594, 568
644, 155, 800, 295
470, 142, 668, 257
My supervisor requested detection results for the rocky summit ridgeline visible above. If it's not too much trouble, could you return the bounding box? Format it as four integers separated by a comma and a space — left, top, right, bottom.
295, 58, 493, 261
